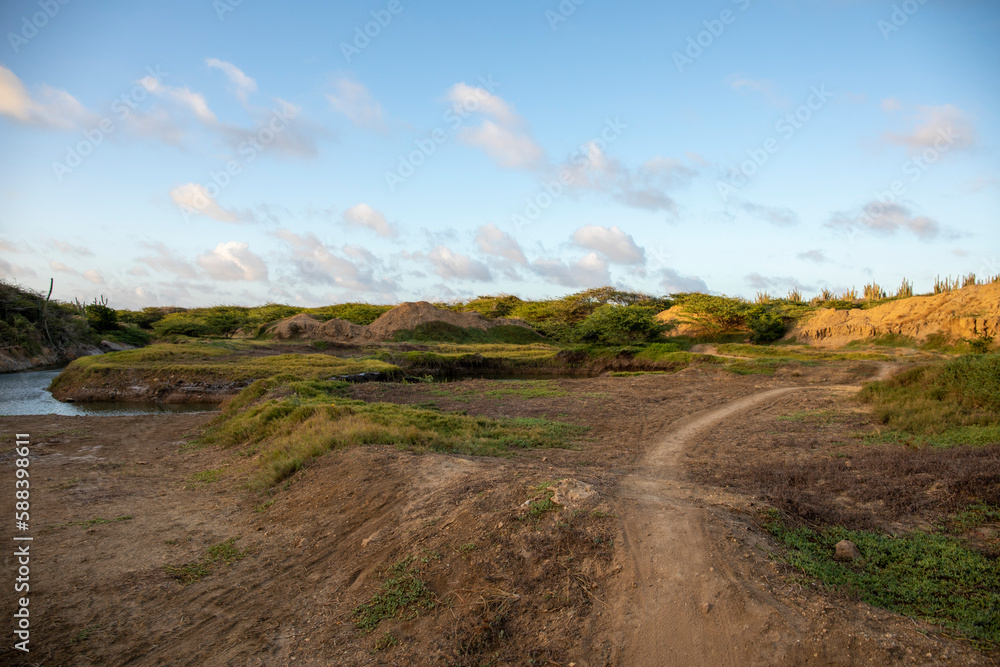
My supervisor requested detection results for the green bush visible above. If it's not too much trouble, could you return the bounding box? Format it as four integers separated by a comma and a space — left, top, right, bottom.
308, 303, 393, 326
152, 314, 213, 338
85, 303, 118, 333
747, 306, 787, 344
572, 304, 669, 346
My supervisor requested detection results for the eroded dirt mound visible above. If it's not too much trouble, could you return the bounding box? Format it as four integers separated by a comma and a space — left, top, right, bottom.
269, 313, 373, 342
367, 301, 528, 339
789, 282, 1000, 347
269, 313, 322, 339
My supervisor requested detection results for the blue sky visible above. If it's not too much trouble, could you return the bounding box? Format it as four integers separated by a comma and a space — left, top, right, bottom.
0, 0, 997, 308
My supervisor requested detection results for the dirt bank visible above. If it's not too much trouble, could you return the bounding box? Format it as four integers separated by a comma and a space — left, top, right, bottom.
789, 283, 1000, 347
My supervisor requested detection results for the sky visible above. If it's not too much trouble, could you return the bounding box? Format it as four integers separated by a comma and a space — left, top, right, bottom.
0, 0, 997, 309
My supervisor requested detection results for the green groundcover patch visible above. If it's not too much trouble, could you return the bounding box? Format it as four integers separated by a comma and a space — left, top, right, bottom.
764, 514, 1000, 645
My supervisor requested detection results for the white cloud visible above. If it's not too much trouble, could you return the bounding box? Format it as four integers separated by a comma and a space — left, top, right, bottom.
739, 201, 800, 227
659, 268, 708, 294
137, 242, 199, 279
559, 143, 695, 214
881, 97, 901, 113
474, 223, 526, 264
797, 249, 828, 263
83, 270, 105, 284
276, 229, 396, 294
140, 76, 217, 124
196, 242, 268, 281
327, 78, 387, 132
424, 246, 492, 282
446, 83, 544, 169
51, 240, 94, 256
530, 253, 610, 288
571, 225, 645, 265
206, 58, 257, 102
828, 201, 941, 240
342, 203, 396, 238
728, 75, 787, 107
0, 65, 91, 129
168, 183, 240, 223
882, 104, 975, 153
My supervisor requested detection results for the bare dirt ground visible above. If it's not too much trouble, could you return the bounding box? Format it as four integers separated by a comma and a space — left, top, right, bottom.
1, 362, 996, 665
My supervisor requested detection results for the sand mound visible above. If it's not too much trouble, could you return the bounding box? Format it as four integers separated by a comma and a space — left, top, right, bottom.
316, 318, 374, 342
788, 282, 1000, 347
366, 301, 529, 340
269, 313, 322, 339
269, 314, 373, 342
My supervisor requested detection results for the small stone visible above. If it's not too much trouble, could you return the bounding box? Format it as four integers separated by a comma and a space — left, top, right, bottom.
834, 539, 862, 562
701, 602, 712, 614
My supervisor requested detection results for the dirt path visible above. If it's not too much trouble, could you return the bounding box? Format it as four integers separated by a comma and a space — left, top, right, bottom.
612, 363, 900, 666
615, 388, 802, 666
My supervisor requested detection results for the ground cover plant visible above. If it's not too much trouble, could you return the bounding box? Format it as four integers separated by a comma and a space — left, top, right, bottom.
762, 512, 1000, 646
197, 376, 588, 488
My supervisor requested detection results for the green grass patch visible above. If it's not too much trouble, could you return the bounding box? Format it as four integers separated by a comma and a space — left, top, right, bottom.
163, 537, 248, 585
353, 558, 436, 632
724, 359, 783, 375
51, 342, 402, 391
859, 354, 1000, 446
716, 343, 890, 362
188, 468, 224, 484
763, 515, 1000, 645
846, 333, 918, 349
197, 377, 587, 488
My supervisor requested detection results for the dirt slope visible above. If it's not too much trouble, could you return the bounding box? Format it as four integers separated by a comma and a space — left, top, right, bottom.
789, 283, 1000, 347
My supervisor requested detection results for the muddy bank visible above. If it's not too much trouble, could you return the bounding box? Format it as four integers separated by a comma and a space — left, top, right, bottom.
49, 372, 246, 403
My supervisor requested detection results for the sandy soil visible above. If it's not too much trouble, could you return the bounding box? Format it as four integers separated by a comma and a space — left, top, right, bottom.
1, 363, 996, 665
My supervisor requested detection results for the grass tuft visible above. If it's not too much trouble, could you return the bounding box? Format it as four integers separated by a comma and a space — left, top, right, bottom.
353, 558, 436, 632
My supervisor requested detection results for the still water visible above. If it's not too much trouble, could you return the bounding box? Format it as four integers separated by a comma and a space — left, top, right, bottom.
0, 369, 218, 416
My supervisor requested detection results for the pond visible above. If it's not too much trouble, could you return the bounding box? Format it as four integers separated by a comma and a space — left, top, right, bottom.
0, 369, 219, 416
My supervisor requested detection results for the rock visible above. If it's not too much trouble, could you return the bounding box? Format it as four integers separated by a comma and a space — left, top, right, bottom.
834, 539, 862, 562
549, 478, 598, 507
